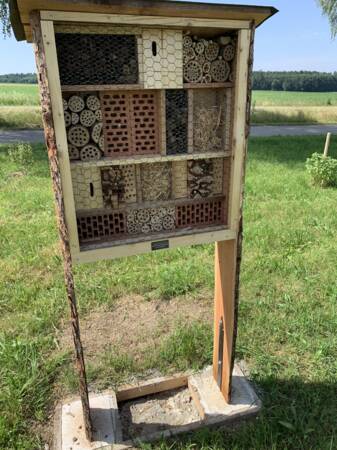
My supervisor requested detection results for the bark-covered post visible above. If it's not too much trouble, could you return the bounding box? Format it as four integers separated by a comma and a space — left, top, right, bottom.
30, 11, 93, 441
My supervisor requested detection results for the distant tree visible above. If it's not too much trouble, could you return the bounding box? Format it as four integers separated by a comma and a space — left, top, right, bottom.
0, 0, 11, 37
317, 0, 337, 37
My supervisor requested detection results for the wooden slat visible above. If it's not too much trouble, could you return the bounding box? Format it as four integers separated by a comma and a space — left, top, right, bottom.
71, 150, 231, 168
212, 28, 252, 404
228, 29, 251, 232
116, 374, 188, 402
74, 228, 236, 264
183, 82, 233, 89
40, 11, 251, 29
40, 19, 80, 255
61, 84, 143, 92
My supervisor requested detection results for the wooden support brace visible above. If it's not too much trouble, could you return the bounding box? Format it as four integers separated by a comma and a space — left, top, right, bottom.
212, 25, 255, 403
30, 11, 93, 441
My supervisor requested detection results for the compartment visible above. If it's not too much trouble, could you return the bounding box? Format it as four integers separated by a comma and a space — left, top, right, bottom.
183, 34, 236, 84
63, 93, 104, 161
165, 90, 188, 155
192, 88, 231, 153
101, 90, 161, 157
71, 166, 104, 210
55, 33, 139, 85
175, 198, 225, 228
142, 29, 183, 89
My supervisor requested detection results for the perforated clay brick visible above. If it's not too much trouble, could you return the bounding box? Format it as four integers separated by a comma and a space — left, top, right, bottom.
77, 212, 126, 243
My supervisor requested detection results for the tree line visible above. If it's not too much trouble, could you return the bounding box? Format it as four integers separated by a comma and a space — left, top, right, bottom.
253, 71, 337, 92
1, 71, 337, 92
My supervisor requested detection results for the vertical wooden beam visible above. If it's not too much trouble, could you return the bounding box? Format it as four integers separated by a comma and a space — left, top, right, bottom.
30, 12, 93, 441
213, 25, 255, 403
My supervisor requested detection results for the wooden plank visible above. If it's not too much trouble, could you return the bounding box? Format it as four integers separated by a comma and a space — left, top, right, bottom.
116, 374, 188, 402
40, 11, 251, 29
40, 19, 80, 256
71, 150, 231, 168
74, 228, 236, 264
183, 82, 233, 89
61, 84, 143, 92
212, 239, 236, 403
17, 0, 277, 34
228, 29, 251, 232
31, 14, 92, 440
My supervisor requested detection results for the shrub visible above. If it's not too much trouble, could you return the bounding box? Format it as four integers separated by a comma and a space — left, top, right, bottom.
8, 142, 33, 168
306, 152, 337, 187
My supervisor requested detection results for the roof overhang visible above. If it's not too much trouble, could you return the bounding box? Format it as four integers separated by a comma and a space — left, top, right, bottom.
10, 0, 277, 42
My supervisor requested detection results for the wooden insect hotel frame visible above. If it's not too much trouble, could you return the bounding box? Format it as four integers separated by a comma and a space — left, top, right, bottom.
10, 0, 277, 447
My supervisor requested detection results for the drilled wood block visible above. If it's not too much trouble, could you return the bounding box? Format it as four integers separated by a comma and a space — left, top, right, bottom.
213, 158, 224, 195
55, 33, 139, 85
141, 162, 172, 202
71, 166, 104, 211
77, 211, 126, 243
172, 161, 188, 199
176, 198, 224, 228
101, 165, 137, 209
143, 29, 183, 89
127, 206, 175, 235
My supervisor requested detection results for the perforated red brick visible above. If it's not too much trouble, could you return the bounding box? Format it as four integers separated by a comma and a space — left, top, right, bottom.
77, 211, 126, 243
100, 91, 160, 157
175, 199, 225, 228
101, 92, 132, 156
130, 92, 160, 155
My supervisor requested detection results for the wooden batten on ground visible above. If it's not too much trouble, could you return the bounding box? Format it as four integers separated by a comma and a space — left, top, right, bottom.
55, 365, 261, 450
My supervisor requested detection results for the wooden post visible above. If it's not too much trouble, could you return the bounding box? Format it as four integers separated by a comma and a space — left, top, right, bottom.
30, 11, 93, 441
323, 132, 331, 157
213, 24, 255, 403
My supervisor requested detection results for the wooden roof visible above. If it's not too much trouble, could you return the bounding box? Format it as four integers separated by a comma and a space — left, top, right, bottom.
10, 0, 277, 42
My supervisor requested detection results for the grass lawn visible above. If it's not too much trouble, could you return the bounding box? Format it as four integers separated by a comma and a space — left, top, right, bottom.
1, 136, 337, 449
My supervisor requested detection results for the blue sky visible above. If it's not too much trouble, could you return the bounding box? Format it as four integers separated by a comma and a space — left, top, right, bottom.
0, 0, 336, 74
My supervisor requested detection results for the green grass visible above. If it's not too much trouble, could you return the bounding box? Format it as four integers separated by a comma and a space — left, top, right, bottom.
253, 90, 337, 107
1, 136, 337, 448
0, 84, 39, 106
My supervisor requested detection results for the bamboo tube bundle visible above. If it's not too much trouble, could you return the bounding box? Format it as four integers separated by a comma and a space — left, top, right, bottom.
63, 93, 104, 161
183, 34, 236, 84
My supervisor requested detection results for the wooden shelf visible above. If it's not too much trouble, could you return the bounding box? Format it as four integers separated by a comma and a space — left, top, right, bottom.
76, 194, 225, 215
183, 82, 233, 89
61, 83, 233, 92
71, 151, 231, 168
79, 224, 229, 252
61, 84, 143, 92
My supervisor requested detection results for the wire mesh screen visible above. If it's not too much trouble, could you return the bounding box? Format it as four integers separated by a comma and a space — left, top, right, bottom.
55, 33, 139, 85
165, 90, 188, 155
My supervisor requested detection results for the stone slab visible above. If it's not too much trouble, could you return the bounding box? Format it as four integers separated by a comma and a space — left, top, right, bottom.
57, 392, 121, 450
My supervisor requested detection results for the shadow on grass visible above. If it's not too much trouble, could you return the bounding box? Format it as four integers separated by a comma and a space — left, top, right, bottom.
157, 376, 337, 450
248, 135, 337, 166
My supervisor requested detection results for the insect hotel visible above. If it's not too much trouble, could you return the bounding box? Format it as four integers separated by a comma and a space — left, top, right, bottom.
10, 0, 276, 448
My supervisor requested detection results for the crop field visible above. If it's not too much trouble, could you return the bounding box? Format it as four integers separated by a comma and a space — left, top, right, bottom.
252, 90, 337, 124
1, 136, 337, 449
0, 84, 337, 128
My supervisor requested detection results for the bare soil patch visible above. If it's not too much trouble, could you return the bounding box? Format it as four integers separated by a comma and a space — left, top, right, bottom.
58, 294, 213, 364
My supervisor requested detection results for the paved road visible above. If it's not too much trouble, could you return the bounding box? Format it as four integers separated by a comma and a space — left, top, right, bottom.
250, 124, 337, 137
0, 124, 337, 144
